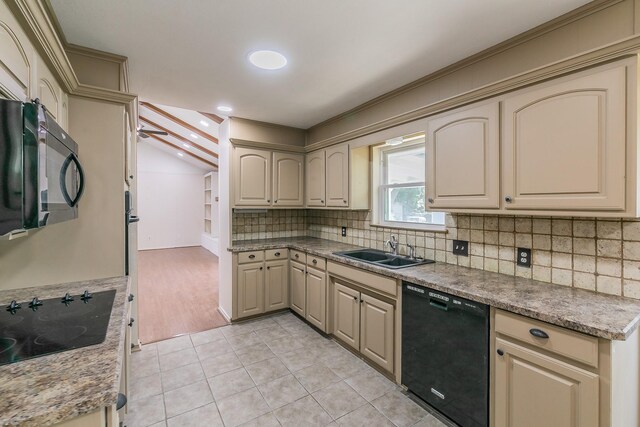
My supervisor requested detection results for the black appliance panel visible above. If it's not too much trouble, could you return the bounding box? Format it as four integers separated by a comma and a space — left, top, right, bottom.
0, 290, 115, 365
402, 282, 489, 427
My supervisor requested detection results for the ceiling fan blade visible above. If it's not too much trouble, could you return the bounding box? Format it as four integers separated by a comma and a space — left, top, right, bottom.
142, 130, 168, 136
138, 132, 149, 138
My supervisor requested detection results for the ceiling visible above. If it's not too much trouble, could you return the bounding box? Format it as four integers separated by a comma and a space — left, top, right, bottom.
50, 0, 591, 129
138, 102, 220, 170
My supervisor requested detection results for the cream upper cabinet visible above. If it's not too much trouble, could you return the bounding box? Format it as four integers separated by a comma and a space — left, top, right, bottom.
502, 63, 627, 212
0, 6, 34, 101
265, 259, 288, 312
234, 147, 271, 206
332, 281, 360, 351
306, 150, 326, 206
273, 152, 304, 207
325, 144, 350, 207
494, 338, 599, 427
426, 102, 500, 209
305, 267, 326, 330
360, 294, 394, 372
289, 260, 306, 317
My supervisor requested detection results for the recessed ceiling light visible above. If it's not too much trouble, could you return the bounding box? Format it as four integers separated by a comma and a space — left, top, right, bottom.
183, 143, 191, 148
190, 133, 198, 139
177, 152, 184, 157
217, 106, 233, 113
199, 120, 210, 127
249, 50, 287, 70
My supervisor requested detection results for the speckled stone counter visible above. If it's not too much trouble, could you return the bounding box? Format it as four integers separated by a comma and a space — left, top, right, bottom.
0, 276, 130, 427
230, 237, 640, 341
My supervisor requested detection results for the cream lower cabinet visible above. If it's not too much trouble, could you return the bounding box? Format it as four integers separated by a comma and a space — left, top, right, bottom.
494, 338, 599, 427
305, 266, 327, 330
235, 249, 288, 319
237, 262, 265, 318
289, 260, 306, 317
332, 278, 395, 373
265, 259, 288, 311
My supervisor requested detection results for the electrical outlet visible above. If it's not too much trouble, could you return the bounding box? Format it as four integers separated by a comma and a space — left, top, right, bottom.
341, 226, 347, 237
517, 248, 531, 267
452, 240, 469, 256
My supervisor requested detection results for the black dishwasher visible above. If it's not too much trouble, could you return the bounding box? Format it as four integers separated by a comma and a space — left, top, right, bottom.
402, 282, 489, 427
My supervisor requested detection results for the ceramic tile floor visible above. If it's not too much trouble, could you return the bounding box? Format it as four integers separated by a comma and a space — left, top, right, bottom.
127, 312, 447, 427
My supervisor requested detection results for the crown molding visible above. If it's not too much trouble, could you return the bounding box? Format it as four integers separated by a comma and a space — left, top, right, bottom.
9, 0, 136, 105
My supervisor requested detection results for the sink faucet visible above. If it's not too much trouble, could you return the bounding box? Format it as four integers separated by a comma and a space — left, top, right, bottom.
386, 235, 398, 255
407, 243, 416, 260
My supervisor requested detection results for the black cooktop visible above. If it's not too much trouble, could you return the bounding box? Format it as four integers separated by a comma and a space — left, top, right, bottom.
0, 290, 116, 366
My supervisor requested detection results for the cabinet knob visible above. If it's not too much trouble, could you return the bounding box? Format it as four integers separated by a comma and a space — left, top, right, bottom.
321, 200, 324, 204
497, 349, 504, 356
128, 318, 135, 327
504, 196, 513, 203
274, 252, 281, 257
343, 200, 347, 204
260, 266, 263, 270
128, 294, 134, 302
295, 254, 299, 259
312, 259, 317, 264
249, 254, 256, 259
267, 199, 271, 203
274, 200, 278, 203
428, 198, 434, 204
353, 296, 357, 301
267, 266, 270, 270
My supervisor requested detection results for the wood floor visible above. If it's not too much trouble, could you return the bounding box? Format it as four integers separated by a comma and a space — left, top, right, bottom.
138, 246, 228, 344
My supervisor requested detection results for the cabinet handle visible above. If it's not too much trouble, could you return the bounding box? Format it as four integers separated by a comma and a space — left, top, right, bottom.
497, 349, 504, 356
128, 294, 134, 302
275, 252, 281, 257
505, 196, 513, 203
428, 198, 434, 204
529, 328, 549, 339
128, 318, 135, 327
249, 254, 256, 259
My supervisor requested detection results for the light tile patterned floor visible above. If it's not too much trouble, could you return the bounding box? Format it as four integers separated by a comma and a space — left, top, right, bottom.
128, 312, 447, 427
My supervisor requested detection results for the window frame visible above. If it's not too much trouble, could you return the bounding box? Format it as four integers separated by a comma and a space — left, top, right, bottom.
372, 139, 446, 232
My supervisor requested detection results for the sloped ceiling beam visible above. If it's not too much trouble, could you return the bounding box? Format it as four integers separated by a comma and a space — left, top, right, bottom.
140, 101, 218, 144
139, 115, 219, 158
147, 134, 218, 169
198, 111, 224, 125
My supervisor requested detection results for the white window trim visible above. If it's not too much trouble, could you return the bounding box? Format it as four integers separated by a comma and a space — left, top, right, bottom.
372, 140, 446, 232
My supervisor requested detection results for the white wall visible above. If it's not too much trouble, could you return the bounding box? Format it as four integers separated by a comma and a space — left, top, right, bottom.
218, 120, 233, 320
137, 141, 208, 250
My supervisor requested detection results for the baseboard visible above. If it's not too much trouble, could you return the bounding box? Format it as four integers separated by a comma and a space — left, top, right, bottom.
131, 339, 142, 353
217, 306, 231, 322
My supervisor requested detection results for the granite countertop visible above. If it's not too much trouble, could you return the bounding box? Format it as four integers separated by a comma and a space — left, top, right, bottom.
230, 237, 640, 341
0, 276, 130, 427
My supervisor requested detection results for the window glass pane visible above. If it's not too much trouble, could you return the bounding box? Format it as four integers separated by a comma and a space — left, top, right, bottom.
385, 146, 424, 184
384, 185, 445, 224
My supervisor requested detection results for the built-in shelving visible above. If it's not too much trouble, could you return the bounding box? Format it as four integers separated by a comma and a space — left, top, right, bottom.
204, 172, 213, 235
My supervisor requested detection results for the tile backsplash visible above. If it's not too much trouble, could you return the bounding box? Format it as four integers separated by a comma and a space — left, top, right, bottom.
234, 209, 640, 300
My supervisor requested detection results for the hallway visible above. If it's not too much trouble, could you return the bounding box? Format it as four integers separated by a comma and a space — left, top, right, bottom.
138, 246, 228, 344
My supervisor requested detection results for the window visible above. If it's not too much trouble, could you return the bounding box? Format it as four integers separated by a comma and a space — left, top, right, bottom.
373, 135, 445, 230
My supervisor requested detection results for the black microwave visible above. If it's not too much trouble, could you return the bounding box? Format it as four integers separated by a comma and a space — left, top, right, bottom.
0, 98, 85, 237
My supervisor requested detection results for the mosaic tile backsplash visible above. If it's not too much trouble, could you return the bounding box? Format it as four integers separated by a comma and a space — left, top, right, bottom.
233, 209, 640, 299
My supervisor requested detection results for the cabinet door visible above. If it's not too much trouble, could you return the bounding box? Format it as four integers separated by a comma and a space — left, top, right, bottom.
305, 267, 326, 332
265, 259, 288, 312
237, 263, 265, 318
306, 150, 326, 206
273, 152, 304, 207
332, 281, 360, 350
502, 64, 627, 211
234, 147, 271, 206
290, 260, 306, 317
360, 294, 394, 373
325, 144, 349, 207
426, 102, 500, 209
494, 338, 599, 427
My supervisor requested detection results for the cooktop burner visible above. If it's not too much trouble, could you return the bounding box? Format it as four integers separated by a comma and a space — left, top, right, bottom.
0, 289, 115, 366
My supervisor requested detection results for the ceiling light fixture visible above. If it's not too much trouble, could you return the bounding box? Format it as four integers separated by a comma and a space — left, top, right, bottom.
200, 120, 210, 127
190, 133, 198, 139
217, 106, 233, 113
183, 143, 191, 148
177, 152, 184, 157
248, 50, 287, 70
385, 137, 404, 146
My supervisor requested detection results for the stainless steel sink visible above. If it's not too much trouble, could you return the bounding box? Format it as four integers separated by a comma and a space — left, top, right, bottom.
333, 248, 434, 269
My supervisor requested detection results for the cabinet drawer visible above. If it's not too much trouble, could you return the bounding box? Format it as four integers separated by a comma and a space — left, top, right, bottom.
307, 255, 326, 270
290, 250, 306, 263
238, 251, 264, 264
327, 261, 397, 297
495, 310, 598, 368
265, 249, 287, 261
